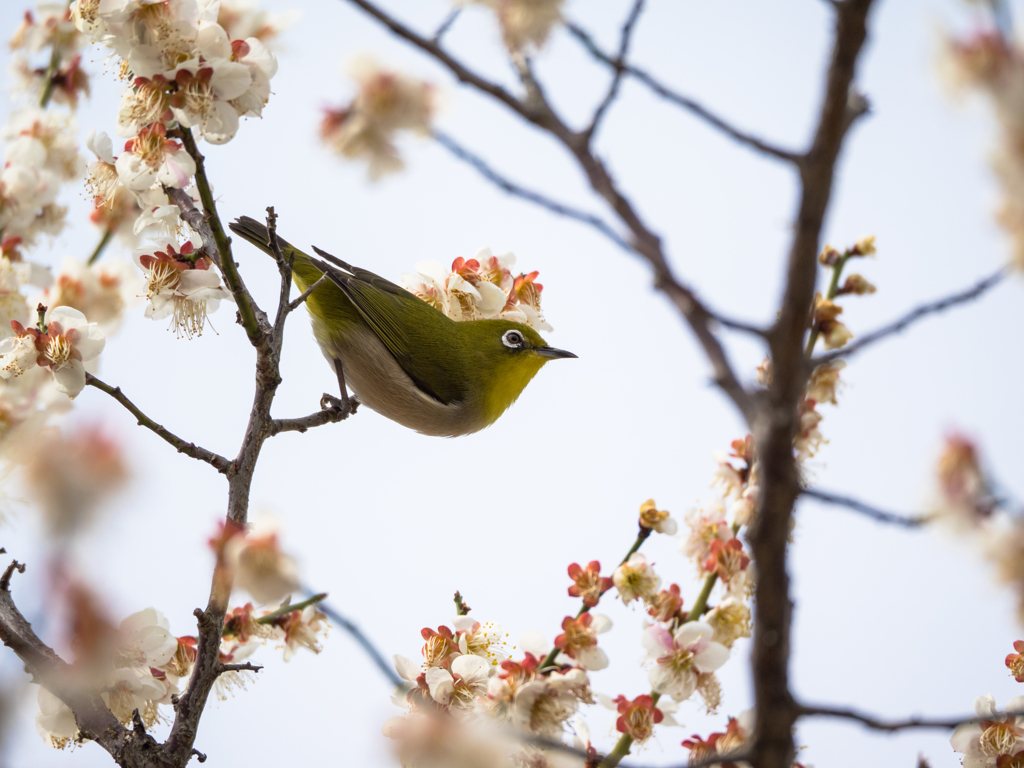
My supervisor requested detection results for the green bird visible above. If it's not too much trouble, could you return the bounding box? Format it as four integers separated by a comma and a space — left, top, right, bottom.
228, 216, 576, 437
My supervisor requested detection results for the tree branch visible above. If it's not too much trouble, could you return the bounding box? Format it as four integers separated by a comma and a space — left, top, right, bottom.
86, 374, 232, 474
583, 0, 645, 143
747, 2, 876, 768
801, 488, 928, 528
217, 662, 262, 674
432, 129, 632, 253
815, 266, 1009, 364
287, 274, 329, 313
565, 22, 803, 163
170, 130, 264, 347
796, 702, 1004, 732
312, 593, 405, 688
268, 406, 355, 435
431, 7, 460, 43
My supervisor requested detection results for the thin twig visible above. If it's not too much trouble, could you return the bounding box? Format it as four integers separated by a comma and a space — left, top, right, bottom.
584, 0, 645, 142
86, 228, 113, 266
218, 662, 263, 674
815, 266, 1009, 364
801, 488, 928, 528
796, 703, 1016, 732
566, 22, 803, 163
255, 593, 328, 624
310, 590, 404, 688
268, 403, 356, 435
432, 129, 632, 253
174, 129, 264, 346
86, 374, 232, 474
0, 560, 25, 591
432, 7, 460, 43
287, 274, 328, 313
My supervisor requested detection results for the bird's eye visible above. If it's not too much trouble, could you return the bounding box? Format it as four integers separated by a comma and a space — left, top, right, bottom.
502, 330, 524, 349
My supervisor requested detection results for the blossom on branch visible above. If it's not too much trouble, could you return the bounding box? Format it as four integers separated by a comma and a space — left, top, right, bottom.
613, 552, 661, 605
553, 613, 611, 671
951, 694, 1024, 766
639, 498, 677, 534
567, 560, 613, 607
642, 621, 729, 702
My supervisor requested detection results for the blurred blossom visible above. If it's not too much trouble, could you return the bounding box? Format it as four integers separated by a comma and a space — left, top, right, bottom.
217, 0, 298, 46
553, 613, 611, 671
810, 293, 852, 351
321, 57, 433, 180
681, 502, 730, 574
383, 712, 518, 768
23, 425, 127, 537
942, 33, 1024, 268
276, 604, 329, 660
224, 518, 301, 604
610, 693, 673, 744
460, 0, 564, 52
39, 258, 141, 334
1007, 641, 1024, 682
706, 597, 752, 649
951, 694, 1024, 765
639, 498, 677, 534
401, 251, 553, 332
933, 433, 997, 525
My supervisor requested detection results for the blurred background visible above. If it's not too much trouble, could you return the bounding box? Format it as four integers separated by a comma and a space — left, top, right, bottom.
0, 0, 1022, 766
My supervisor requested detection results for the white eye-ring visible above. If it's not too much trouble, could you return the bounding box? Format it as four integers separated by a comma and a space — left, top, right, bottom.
502, 329, 525, 349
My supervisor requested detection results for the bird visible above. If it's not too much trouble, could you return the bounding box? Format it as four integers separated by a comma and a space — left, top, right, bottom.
228, 216, 576, 437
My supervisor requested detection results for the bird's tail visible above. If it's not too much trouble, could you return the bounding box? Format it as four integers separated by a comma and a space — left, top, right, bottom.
228, 215, 310, 263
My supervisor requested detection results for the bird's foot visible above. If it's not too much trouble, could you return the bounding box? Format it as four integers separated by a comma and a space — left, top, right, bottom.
320, 392, 359, 420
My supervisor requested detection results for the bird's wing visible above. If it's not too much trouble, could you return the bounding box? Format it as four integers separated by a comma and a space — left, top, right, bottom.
307, 248, 466, 406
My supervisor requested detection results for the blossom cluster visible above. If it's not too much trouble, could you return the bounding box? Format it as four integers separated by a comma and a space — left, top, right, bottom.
950, 640, 1024, 767
401, 250, 552, 331
36, 520, 326, 748
321, 58, 434, 180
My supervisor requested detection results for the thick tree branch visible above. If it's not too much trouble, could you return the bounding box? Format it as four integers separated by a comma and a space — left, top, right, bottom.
747, 3, 876, 768
565, 22, 803, 163
583, 0, 645, 143
801, 488, 928, 527
86, 375, 231, 474
815, 266, 1009, 364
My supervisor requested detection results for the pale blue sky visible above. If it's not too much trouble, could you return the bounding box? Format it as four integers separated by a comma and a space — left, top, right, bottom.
1, 1, 1023, 767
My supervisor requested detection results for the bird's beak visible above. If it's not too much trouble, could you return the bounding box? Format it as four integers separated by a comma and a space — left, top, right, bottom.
536, 346, 578, 360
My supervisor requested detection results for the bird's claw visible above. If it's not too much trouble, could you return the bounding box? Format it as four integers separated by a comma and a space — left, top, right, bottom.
320, 393, 359, 419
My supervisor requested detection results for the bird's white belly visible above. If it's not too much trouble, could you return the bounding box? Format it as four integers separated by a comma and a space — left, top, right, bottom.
310, 318, 482, 437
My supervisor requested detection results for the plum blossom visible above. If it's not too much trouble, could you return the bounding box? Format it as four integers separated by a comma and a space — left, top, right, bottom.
453, 615, 509, 665
567, 560, 613, 608
28, 306, 106, 398
704, 538, 751, 594
951, 694, 1024, 767
647, 584, 685, 623
611, 693, 668, 744
643, 621, 730, 702
462, 0, 564, 52
400, 252, 554, 332
811, 292, 852, 350
510, 666, 588, 738
553, 613, 611, 670
133, 238, 232, 338
934, 433, 997, 525
115, 123, 195, 191
613, 552, 661, 605
425, 654, 490, 711
35, 687, 79, 749
706, 597, 752, 649
639, 498, 677, 534
1008, 641, 1024, 682
681, 502, 731, 573
170, 58, 253, 145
